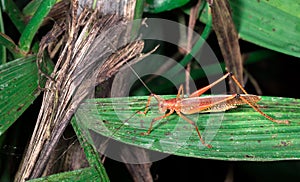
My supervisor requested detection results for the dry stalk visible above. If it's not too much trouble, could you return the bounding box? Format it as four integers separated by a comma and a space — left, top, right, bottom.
15, 2, 144, 181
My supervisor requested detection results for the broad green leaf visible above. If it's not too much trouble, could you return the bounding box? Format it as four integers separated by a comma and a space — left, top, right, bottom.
194, 0, 300, 58
76, 95, 300, 161
0, 56, 53, 135
144, 0, 190, 13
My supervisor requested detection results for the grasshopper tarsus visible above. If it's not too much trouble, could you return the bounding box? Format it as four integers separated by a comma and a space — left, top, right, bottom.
140, 132, 149, 136
274, 120, 290, 125
205, 143, 212, 149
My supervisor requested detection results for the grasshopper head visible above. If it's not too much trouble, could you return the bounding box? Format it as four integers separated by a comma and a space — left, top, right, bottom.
152, 94, 167, 113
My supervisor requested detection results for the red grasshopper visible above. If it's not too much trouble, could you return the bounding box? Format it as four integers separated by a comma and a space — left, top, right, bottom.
139, 72, 289, 148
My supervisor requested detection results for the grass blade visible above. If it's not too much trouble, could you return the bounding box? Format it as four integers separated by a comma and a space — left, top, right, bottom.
77, 95, 300, 161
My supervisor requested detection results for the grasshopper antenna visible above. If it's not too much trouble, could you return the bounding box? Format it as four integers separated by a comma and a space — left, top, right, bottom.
124, 44, 159, 94
125, 61, 153, 94
107, 39, 159, 95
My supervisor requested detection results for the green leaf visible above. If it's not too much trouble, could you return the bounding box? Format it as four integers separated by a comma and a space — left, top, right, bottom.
195, 0, 300, 58
76, 95, 300, 161
19, 0, 57, 53
144, 0, 190, 13
134, 0, 145, 19
71, 117, 110, 182
1, 0, 26, 33
0, 56, 53, 135
28, 167, 103, 182
22, 0, 43, 16
0, 32, 25, 58
0, 7, 6, 64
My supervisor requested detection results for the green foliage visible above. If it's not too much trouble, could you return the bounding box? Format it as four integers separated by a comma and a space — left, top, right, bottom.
71, 117, 110, 182
193, 0, 300, 58
0, 56, 53, 135
78, 95, 300, 161
144, 0, 190, 13
28, 167, 103, 182
0, 0, 299, 181
18, 0, 57, 53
